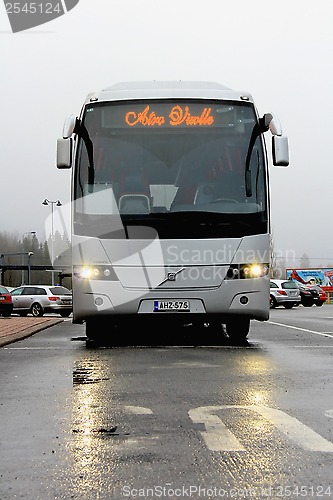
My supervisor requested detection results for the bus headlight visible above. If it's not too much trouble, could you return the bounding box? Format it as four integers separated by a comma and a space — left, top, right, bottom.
73, 266, 118, 281
226, 263, 269, 279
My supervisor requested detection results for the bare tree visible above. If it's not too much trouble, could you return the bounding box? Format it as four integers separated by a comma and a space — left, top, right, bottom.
300, 253, 310, 269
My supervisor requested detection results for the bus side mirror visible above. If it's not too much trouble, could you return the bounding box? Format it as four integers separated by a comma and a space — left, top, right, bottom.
57, 138, 72, 169
63, 114, 76, 139
272, 135, 289, 166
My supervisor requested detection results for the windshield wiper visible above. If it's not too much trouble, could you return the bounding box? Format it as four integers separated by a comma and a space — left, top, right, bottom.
245, 117, 268, 197
74, 119, 95, 188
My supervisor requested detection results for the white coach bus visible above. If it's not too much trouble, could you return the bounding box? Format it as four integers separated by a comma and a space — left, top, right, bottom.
57, 81, 289, 344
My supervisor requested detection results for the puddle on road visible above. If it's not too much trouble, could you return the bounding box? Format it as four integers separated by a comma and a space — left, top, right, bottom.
72, 426, 119, 436
72, 361, 109, 385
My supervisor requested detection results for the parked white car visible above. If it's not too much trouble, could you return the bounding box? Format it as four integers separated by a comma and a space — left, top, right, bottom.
270, 279, 301, 309
11, 285, 72, 317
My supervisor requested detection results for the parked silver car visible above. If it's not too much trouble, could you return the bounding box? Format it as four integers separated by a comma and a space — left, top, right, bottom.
270, 279, 301, 309
11, 285, 72, 317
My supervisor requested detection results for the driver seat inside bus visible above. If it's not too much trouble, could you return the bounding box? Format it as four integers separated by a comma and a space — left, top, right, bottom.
194, 171, 245, 205
117, 170, 151, 213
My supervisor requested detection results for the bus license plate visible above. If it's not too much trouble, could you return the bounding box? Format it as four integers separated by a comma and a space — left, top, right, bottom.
154, 300, 190, 312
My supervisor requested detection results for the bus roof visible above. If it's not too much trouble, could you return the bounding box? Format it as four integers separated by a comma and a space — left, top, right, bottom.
83, 81, 254, 105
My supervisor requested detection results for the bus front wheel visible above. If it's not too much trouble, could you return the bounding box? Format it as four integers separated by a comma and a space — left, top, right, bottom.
85, 318, 118, 347
226, 318, 250, 342
85, 319, 106, 347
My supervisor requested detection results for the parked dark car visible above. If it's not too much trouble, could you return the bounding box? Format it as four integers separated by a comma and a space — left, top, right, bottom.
0, 285, 13, 317
296, 284, 325, 307
11, 285, 72, 317
307, 285, 326, 306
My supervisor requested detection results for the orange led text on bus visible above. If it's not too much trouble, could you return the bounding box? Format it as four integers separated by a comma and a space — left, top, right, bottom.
125, 105, 214, 127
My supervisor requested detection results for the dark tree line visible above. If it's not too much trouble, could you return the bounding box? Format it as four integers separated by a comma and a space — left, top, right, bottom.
0, 231, 71, 289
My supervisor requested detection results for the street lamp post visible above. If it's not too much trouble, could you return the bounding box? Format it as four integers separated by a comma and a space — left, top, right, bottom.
27, 252, 33, 285
22, 231, 36, 285
42, 199, 62, 286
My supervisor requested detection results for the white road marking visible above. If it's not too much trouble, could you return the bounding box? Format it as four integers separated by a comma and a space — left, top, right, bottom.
4, 347, 62, 350
124, 405, 154, 415
172, 362, 221, 368
293, 345, 333, 348
189, 408, 246, 451
189, 405, 333, 452
269, 321, 333, 339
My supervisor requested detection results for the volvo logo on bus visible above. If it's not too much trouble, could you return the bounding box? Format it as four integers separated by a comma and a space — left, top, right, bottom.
157, 268, 185, 287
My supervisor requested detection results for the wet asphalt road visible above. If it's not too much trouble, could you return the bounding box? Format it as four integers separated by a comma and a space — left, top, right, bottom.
1, 306, 333, 500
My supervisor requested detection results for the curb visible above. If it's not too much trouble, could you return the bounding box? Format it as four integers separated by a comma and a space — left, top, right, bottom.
0, 318, 64, 348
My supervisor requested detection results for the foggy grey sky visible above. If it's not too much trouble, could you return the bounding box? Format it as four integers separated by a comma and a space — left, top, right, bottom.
0, 0, 332, 267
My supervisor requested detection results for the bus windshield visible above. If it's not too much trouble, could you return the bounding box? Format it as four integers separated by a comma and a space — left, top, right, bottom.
74, 99, 268, 239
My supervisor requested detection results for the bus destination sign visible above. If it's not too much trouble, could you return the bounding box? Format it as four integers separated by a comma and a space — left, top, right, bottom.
125, 105, 214, 127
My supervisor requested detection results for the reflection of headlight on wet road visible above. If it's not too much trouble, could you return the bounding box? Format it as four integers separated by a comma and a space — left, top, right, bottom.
247, 390, 271, 406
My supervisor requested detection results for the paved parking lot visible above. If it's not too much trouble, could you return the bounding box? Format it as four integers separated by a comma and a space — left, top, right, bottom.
0, 316, 64, 347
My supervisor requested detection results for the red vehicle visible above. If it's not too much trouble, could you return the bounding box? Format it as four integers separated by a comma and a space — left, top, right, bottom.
0, 285, 13, 317
309, 285, 327, 306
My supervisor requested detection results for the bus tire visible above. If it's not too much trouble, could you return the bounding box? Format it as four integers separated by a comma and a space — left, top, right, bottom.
86, 319, 102, 346
226, 317, 250, 342
85, 318, 118, 347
